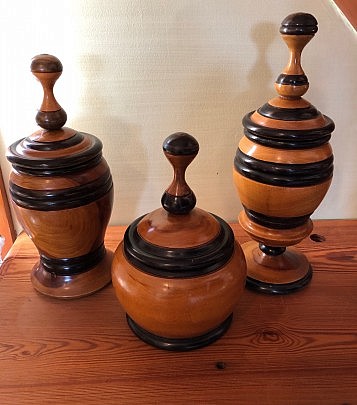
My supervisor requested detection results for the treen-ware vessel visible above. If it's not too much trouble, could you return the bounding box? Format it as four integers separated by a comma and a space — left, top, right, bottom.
233, 13, 334, 294
7, 55, 114, 298
112, 132, 246, 350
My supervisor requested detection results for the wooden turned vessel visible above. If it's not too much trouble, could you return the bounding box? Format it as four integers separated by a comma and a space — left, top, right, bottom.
233, 13, 334, 294
112, 133, 246, 350
6, 54, 114, 299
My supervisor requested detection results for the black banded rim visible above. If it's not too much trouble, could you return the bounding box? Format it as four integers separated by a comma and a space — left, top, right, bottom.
40, 243, 106, 276
9, 170, 113, 211
235, 149, 333, 187
243, 206, 311, 230
123, 214, 235, 278
22, 132, 83, 151
7, 132, 103, 175
257, 103, 319, 121
246, 266, 312, 294
243, 111, 334, 149
126, 313, 233, 351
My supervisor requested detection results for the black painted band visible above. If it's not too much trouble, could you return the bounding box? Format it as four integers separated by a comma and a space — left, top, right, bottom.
36, 109, 67, 130
124, 214, 234, 278
276, 74, 308, 86
244, 130, 331, 150
257, 103, 319, 121
22, 133, 83, 151
161, 191, 196, 215
280, 13, 318, 36
10, 170, 113, 211
126, 313, 232, 351
7, 133, 103, 175
244, 206, 311, 230
246, 267, 313, 294
243, 111, 334, 149
259, 244, 286, 256
40, 243, 106, 276
234, 149, 333, 187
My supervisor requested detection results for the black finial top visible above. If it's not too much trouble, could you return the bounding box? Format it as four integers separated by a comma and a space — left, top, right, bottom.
274, 13, 319, 98
161, 132, 199, 215
163, 132, 199, 156
280, 12, 318, 35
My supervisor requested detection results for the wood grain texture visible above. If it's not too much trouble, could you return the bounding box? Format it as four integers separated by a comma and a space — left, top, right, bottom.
238, 136, 333, 165
112, 241, 246, 339
0, 220, 356, 404
6, 54, 114, 298
137, 207, 220, 248
0, 167, 16, 257
234, 171, 332, 218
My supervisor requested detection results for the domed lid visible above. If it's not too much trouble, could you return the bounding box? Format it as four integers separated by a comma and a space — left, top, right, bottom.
7, 54, 103, 176
241, 13, 335, 151
123, 132, 235, 278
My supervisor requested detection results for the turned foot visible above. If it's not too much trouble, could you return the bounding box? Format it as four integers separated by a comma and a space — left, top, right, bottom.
31, 250, 113, 299
242, 241, 312, 294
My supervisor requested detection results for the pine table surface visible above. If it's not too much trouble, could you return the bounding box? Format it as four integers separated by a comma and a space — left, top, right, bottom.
0, 220, 356, 404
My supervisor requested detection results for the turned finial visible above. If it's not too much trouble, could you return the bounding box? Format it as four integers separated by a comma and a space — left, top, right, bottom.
161, 132, 199, 215
275, 13, 318, 98
31, 54, 67, 130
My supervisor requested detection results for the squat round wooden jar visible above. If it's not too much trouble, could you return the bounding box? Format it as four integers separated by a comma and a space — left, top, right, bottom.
112, 132, 246, 350
7, 54, 114, 298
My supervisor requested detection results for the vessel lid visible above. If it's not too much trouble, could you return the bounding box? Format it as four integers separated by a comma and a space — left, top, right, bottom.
123, 132, 235, 278
7, 54, 103, 175
240, 13, 335, 151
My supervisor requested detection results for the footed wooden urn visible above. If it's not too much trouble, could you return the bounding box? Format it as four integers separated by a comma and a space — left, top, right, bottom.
7, 54, 114, 298
233, 13, 334, 294
112, 133, 246, 350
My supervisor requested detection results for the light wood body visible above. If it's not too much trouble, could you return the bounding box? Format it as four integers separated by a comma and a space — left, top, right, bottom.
10, 174, 113, 298
234, 171, 332, 220
111, 133, 246, 349
137, 207, 220, 248
112, 241, 246, 339
6, 55, 114, 298
233, 13, 334, 293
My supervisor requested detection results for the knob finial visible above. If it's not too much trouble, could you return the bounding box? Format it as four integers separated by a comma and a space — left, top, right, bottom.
161, 132, 199, 215
31, 54, 67, 130
275, 13, 318, 99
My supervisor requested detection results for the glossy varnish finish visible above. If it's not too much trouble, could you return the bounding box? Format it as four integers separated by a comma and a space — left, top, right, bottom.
112, 243, 245, 339
112, 133, 246, 350
0, 220, 356, 404
233, 13, 335, 294
6, 55, 113, 298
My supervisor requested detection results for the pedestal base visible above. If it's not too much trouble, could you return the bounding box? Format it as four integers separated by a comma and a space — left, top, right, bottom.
242, 241, 312, 294
126, 314, 233, 351
31, 250, 113, 299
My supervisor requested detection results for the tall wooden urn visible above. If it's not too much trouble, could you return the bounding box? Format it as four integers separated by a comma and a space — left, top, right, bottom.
7, 55, 114, 298
233, 13, 334, 294
112, 133, 246, 350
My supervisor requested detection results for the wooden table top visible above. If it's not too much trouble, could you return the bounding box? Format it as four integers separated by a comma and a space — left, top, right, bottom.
0, 220, 356, 404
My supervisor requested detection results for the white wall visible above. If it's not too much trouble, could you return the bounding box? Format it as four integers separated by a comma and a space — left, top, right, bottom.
0, 0, 356, 232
